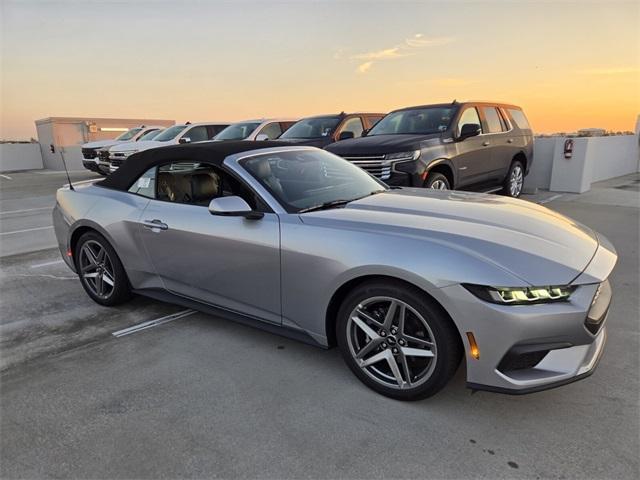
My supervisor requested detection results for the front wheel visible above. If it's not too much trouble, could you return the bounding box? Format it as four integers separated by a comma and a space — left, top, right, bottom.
502, 160, 524, 197
336, 281, 462, 400
424, 172, 450, 190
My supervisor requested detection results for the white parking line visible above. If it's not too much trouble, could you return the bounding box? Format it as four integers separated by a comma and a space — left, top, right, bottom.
538, 194, 564, 204
30, 259, 65, 269
112, 310, 196, 338
0, 226, 53, 236
0, 207, 51, 215
0, 174, 12, 180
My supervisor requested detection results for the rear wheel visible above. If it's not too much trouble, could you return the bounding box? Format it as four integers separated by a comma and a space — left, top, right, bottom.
75, 231, 132, 306
336, 280, 462, 400
424, 172, 450, 190
502, 160, 524, 197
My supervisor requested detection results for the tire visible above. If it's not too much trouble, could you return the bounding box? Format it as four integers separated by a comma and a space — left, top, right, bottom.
502, 160, 524, 197
74, 231, 132, 306
424, 172, 450, 190
336, 280, 462, 400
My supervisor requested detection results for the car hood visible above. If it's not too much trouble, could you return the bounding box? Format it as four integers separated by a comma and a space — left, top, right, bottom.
300, 188, 600, 286
110, 140, 168, 153
326, 133, 440, 155
82, 139, 122, 149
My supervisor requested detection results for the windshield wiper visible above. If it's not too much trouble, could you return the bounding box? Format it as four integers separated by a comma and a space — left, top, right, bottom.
298, 190, 386, 213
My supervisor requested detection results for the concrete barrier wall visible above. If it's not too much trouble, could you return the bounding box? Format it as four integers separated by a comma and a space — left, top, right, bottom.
0, 144, 44, 172
525, 135, 639, 193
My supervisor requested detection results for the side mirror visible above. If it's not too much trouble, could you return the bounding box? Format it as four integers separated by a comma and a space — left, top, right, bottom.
255, 133, 270, 141
361, 129, 369, 137
458, 123, 481, 141
208, 196, 263, 220
338, 131, 355, 141
178, 137, 191, 144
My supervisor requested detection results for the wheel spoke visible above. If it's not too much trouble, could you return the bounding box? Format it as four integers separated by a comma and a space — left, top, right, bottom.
96, 248, 105, 263
352, 316, 379, 341
83, 246, 98, 265
355, 337, 382, 360
83, 272, 99, 279
102, 271, 114, 287
383, 301, 397, 329
355, 307, 384, 329
397, 304, 406, 334
95, 273, 104, 296
361, 349, 389, 367
400, 354, 412, 387
386, 356, 404, 387
401, 346, 434, 358
404, 334, 433, 348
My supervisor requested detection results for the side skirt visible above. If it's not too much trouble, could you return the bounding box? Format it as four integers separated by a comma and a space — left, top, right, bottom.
133, 288, 328, 349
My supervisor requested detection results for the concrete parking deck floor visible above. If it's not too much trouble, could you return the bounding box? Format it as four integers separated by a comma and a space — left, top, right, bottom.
1, 172, 638, 479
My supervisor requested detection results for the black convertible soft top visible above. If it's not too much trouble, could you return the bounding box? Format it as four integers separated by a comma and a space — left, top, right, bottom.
98, 140, 290, 191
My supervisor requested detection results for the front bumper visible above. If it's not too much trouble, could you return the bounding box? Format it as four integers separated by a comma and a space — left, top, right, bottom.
437, 280, 611, 394
82, 159, 99, 172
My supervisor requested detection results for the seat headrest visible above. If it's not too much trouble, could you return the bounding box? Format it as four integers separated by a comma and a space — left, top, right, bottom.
190, 172, 219, 203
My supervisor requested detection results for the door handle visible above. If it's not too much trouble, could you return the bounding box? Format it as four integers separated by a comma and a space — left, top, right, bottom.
507, 138, 514, 143
142, 219, 168, 230
482, 141, 491, 146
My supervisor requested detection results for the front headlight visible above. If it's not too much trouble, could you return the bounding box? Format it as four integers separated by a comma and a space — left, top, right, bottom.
463, 284, 576, 305
385, 150, 420, 161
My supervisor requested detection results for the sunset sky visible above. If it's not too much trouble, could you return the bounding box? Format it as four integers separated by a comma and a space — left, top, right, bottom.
1, 0, 639, 139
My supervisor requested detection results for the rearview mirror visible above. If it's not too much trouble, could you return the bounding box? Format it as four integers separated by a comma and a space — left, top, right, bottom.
208, 196, 263, 220
255, 134, 270, 141
338, 131, 355, 141
458, 123, 481, 141
178, 137, 191, 144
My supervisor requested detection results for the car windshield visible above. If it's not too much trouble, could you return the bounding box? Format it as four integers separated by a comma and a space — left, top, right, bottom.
116, 128, 143, 141
214, 122, 261, 141
153, 125, 188, 142
241, 149, 386, 213
279, 116, 341, 139
367, 107, 456, 136
137, 129, 163, 141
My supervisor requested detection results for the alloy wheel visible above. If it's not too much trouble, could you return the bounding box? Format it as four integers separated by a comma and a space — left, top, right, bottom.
346, 296, 437, 389
79, 240, 115, 299
509, 164, 524, 196
430, 180, 448, 190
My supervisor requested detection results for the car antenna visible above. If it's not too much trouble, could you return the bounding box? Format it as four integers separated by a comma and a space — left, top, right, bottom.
451, 99, 458, 105
58, 142, 74, 191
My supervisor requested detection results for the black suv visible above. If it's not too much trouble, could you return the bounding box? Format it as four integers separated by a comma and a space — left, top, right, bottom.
278, 112, 385, 148
325, 101, 533, 197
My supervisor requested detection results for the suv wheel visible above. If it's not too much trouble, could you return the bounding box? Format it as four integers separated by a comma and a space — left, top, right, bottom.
503, 160, 524, 197
424, 172, 450, 190
75, 231, 132, 306
336, 280, 462, 400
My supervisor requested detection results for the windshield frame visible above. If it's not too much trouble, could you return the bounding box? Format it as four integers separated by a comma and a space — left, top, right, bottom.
367, 106, 458, 136
234, 147, 387, 214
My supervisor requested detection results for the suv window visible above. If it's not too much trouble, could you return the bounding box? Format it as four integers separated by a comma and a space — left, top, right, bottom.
128, 167, 157, 198
155, 162, 256, 208
339, 117, 364, 138
482, 107, 504, 133
366, 115, 384, 128
207, 125, 228, 139
183, 126, 209, 143
507, 109, 531, 130
258, 122, 282, 140
456, 107, 482, 136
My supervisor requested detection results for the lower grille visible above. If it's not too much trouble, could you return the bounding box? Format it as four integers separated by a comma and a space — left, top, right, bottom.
98, 150, 110, 161
342, 155, 391, 180
110, 159, 124, 167
82, 148, 97, 160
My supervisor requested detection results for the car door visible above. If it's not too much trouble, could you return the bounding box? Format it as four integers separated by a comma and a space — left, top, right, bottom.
479, 105, 512, 180
138, 161, 282, 325
452, 105, 490, 187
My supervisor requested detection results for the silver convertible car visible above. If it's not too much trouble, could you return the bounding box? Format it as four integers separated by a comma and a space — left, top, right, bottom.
53, 141, 616, 400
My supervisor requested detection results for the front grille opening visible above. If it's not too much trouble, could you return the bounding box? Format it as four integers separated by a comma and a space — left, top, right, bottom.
498, 350, 549, 372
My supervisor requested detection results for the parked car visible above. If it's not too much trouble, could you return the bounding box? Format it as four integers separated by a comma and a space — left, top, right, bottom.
81, 125, 167, 174
53, 142, 615, 400
96, 128, 165, 174
214, 119, 298, 141
325, 101, 534, 197
106, 122, 229, 173
278, 112, 384, 148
